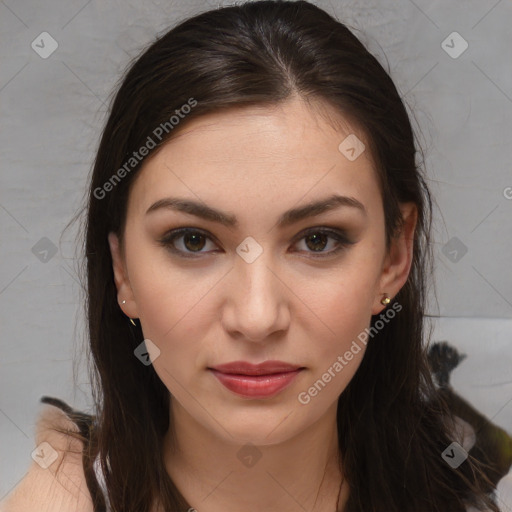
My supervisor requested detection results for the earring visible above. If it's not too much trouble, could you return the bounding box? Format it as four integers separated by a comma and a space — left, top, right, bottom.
380, 294, 391, 305
121, 300, 137, 326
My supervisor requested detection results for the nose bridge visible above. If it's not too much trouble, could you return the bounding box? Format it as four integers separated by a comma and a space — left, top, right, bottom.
224, 244, 288, 340
234, 235, 276, 294
240, 252, 275, 300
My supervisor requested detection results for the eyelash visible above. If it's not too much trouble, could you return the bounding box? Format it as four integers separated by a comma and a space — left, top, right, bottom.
158, 227, 355, 259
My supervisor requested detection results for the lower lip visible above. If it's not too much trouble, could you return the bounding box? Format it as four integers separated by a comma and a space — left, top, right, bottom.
209, 369, 303, 398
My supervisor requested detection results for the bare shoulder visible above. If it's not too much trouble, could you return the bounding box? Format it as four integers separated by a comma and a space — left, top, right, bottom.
0, 403, 94, 512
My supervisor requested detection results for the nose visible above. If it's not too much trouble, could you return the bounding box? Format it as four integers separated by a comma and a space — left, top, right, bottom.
221, 251, 290, 342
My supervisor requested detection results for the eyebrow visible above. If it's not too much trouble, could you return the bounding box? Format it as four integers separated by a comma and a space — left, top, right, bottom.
145, 193, 366, 228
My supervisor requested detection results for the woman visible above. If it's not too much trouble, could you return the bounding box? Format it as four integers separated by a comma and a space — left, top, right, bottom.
1, 1, 506, 511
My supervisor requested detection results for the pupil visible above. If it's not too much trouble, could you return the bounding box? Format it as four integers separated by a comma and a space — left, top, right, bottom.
306, 233, 327, 252
184, 233, 205, 251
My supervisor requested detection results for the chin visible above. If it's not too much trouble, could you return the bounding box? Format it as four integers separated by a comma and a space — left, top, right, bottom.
203, 403, 310, 447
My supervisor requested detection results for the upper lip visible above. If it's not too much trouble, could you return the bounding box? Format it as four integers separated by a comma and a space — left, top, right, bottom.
209, 360, 303, 375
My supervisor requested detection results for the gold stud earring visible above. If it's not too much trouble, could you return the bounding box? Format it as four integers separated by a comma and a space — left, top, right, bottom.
380, 294, 391, 305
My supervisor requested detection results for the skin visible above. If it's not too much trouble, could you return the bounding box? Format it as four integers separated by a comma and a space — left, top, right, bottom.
108, 96, 417, 512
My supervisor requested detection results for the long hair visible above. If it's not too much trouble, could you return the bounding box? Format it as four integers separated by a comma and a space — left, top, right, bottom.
50, 1, 501, 510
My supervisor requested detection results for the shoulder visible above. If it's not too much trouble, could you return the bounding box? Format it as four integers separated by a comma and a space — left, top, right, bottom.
496, 470, 512, 512
0, 401, 94, 512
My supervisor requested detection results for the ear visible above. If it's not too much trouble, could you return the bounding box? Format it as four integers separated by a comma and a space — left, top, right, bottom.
372, 202, 417, 315
108, 232, 139, 319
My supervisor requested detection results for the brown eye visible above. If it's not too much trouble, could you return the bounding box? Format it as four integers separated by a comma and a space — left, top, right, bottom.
159, 228, 219, 258
304, 233, 329, 252
183, 233, 207, 252
293, 228, 354, 258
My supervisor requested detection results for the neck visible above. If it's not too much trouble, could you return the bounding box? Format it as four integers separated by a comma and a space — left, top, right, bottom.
163, 398, 349, 512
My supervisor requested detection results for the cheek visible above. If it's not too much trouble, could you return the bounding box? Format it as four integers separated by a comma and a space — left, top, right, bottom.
133, 266, 209, 398
127, 238, 216, 333
123, 247, 209, 378
308, 284, 372, 372
296, 283, 374, 407
305, 253, 380, 332
298, 246, 381, 373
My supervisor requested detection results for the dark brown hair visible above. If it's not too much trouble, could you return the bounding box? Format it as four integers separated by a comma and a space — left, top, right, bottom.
51, 1, 501, 510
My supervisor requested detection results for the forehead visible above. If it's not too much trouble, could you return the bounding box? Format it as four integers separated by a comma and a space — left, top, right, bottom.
127, 97, 380, 218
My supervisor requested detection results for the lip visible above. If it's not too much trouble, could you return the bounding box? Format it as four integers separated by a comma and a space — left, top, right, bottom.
208, 361, 304, 399
210, 360, 302, 375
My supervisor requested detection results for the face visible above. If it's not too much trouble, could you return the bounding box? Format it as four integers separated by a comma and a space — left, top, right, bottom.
109, 96, 416, 446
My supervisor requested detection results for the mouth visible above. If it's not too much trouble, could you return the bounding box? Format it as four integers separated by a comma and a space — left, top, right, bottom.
208, 361, 305, 399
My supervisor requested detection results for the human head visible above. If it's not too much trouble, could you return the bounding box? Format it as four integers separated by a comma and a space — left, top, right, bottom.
77, 2, 495, 511
87, 0, 428, 419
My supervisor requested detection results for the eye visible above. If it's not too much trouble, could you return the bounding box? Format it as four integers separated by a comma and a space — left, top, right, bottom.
158, 228, 219, 258
291, 228, 354, 258
158, 227, 354, 259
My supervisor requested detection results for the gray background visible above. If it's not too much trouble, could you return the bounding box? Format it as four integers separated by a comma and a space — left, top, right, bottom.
1, 0, 511, 501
